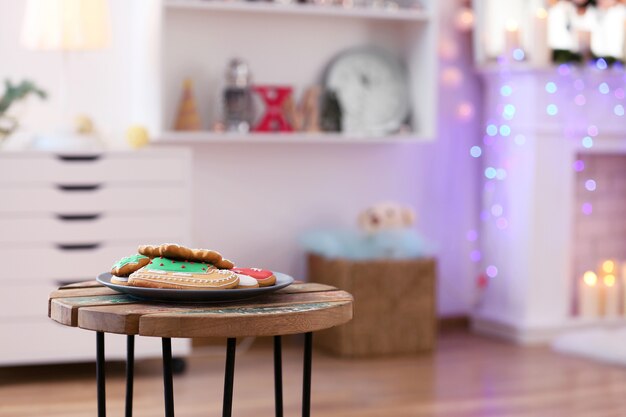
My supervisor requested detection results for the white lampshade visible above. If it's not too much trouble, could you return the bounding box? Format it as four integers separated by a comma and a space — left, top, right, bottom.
21, 0, 111, 51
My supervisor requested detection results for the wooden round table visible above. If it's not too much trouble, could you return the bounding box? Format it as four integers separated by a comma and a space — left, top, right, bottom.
48, 280, 353, 417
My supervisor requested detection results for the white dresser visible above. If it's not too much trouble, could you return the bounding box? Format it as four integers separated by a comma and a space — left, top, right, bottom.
0, 148, 192, 365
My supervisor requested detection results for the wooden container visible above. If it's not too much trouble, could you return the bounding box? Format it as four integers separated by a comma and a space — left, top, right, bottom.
307, 254, 436, 357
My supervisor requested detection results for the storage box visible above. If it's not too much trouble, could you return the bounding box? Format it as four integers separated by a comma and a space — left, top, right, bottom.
307, 254, 436, 357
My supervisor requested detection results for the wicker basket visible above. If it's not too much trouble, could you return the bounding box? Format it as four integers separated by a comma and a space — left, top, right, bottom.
307, 253, 436, 357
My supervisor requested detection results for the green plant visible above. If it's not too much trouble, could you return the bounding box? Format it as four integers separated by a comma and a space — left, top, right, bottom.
0, 79, 47, 140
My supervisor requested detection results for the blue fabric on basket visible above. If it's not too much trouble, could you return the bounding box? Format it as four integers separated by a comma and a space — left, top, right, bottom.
300, 229, 431, 260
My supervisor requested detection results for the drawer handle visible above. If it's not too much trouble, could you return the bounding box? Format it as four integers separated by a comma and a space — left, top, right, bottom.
56, 184, 102, 192
56, 154, 102, 162
56, 213, 102, 221
56, 243, 101, 251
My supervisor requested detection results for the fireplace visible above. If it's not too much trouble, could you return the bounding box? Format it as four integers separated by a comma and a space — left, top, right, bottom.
472, 66, 626, 343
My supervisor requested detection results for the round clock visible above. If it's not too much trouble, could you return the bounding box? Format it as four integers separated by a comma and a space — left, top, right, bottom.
324, 47, 410, 136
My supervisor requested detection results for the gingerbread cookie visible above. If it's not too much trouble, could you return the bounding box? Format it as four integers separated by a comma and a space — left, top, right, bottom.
111, 254, 150, 277
235, 274, 260, 289
139, 243, 231, 268
232, 267, 276, 287
138, 244, 161, 258
215, 258, 235, 269
129, 257, 239, 290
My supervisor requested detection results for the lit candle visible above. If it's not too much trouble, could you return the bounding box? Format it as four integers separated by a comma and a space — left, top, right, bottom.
590, 5, 626, 61
602, 274, 619, 318
578, 270, 600, 318
532, 8, 550, 67
599, 259, 619, 317
504, 20, 522, 58
602, 259, 616, 275
548, 0, 576, 54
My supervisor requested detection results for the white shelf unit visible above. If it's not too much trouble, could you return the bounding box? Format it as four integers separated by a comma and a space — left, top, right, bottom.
157, 0, 438, 142
154, 131, 427, 144
165, 0, 431, 22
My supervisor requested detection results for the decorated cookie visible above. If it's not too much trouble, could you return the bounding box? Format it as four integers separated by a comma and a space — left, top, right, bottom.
128, 257, 239, 290
139, 243, 231, 267
111, 276, 131, 286
111, 254, 150, 277
138, 244, 161, 258
232, 267, 276, 287
235, 274, 260, 289
159, 244, 223, 264
215, 258, 235, 269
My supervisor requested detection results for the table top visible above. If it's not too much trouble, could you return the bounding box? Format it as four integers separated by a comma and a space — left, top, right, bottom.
48, 281, 353, 338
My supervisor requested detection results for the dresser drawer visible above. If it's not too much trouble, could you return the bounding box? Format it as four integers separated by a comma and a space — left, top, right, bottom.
0, 318, 99, 364
0, 214, 187, 244
0, 153, 188, 184
0, 243, 186, 282
0, 318, 190, 365
0, 184, 187, 214
0, 282, 56, 319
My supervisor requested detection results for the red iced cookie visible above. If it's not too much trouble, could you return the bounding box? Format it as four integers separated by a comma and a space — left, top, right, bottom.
232, 267, 276, 287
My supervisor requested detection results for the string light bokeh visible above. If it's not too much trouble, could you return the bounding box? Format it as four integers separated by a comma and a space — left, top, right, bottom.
443, 1, 626, 308
468, 55, 626, 306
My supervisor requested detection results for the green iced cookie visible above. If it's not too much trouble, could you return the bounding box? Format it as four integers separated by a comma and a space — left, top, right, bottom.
111, 254, 150, 277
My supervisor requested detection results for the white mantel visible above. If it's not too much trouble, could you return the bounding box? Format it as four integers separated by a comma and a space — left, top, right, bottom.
472, 66, 626, 343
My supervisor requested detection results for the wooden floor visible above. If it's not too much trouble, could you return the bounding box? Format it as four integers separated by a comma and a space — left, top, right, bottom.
2, 330, 626, 417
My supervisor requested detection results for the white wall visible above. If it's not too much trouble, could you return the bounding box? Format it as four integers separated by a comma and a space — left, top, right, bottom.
0, 0, 157, 140
0, 0, 481, 316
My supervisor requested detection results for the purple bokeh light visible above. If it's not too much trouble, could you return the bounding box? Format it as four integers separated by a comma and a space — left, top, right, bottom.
486, 265, 498, 278
573, 160, 585, 172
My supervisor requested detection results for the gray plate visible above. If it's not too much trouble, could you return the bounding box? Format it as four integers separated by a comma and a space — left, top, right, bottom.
96, 272, 294, 303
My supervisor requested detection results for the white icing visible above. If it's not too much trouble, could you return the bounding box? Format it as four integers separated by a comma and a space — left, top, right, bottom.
251, 268, 263, 271
236, 274, 259, 287
131, 267, 242, 289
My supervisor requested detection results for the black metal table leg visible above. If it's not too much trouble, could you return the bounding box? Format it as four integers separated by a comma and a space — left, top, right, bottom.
162, 338, 175, 417
274, 336, 284, 417
302, 332, 313, 417
126, 335, 135, 417
223, 338, 237, 417
96, 331, 106, 417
